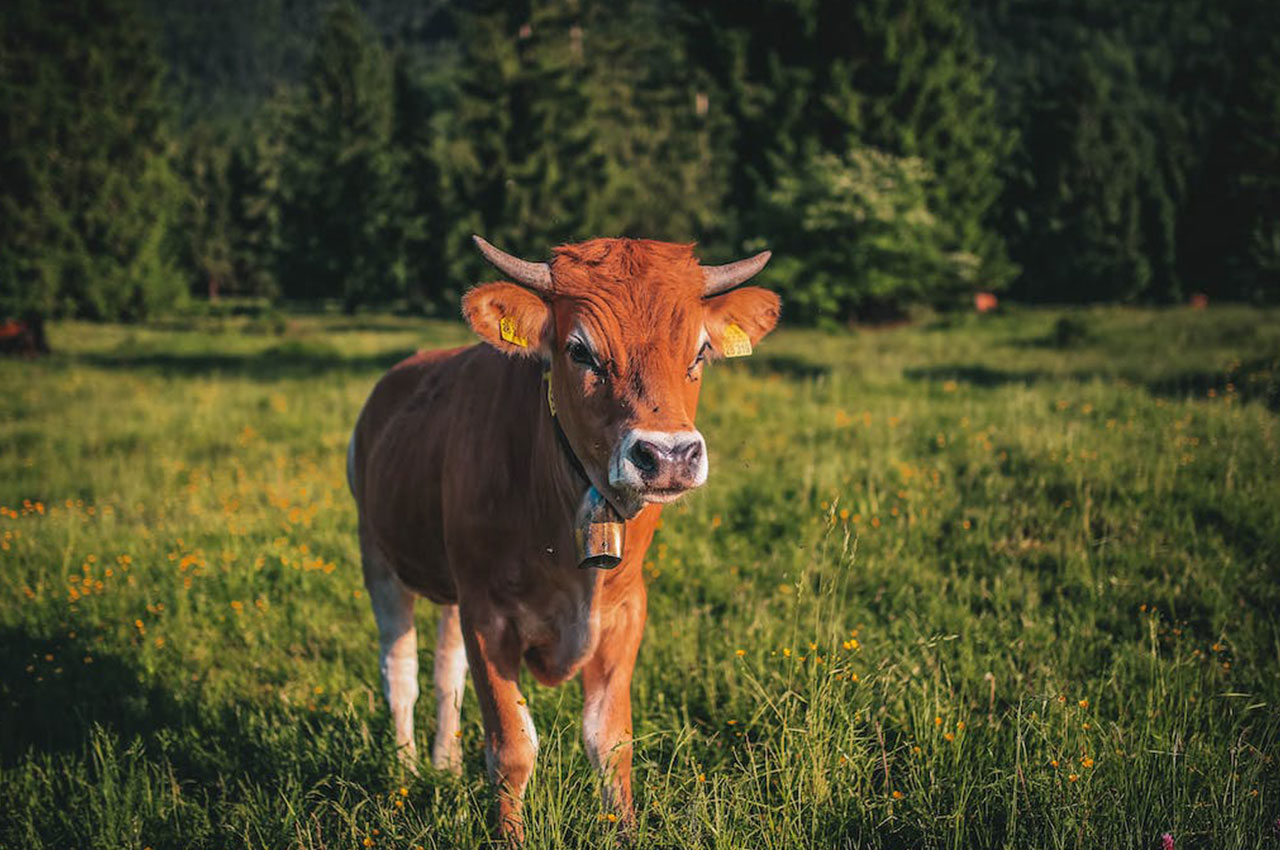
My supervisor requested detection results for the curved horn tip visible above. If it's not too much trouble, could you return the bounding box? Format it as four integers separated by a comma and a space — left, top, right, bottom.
472, 234, 553, 292
703, 249, 773, 295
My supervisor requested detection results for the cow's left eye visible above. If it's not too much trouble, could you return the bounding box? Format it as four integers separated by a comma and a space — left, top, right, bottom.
688, 342, 711, 377
567, 340, 602, 373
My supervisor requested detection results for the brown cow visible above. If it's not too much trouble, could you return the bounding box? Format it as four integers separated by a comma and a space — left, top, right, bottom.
347, 236, 779, 838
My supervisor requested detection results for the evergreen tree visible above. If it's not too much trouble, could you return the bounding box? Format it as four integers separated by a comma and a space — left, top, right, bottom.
176, 124, 236, 300
0, 0, 185, 320
1232, 27, 1280, 299
431, 2, 522, 288
834, 0, 1016, 291
1175, 0, 1280, 303
514, 0, 731, 244
440, 0, 732, 276
226, 114, 287, 301
276, 1, 404, 311
1000, 32, 1177, 301
971, 0, 1242, 303
686, 0, 1014, 313
388, 49, 453, 313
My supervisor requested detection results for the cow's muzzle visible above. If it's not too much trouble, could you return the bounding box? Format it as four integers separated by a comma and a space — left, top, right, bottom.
610, 429, 708, 502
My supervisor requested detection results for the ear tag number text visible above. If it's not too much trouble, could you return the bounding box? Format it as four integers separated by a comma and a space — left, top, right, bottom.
499, 316, 528, 348
722, 323, 753, 358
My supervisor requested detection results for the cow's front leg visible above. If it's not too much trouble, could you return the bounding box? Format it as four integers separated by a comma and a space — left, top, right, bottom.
460, 608, 537, 842
581, 591, 647, 825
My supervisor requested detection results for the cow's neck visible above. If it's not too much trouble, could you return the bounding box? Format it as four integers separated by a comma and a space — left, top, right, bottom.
531, 364, 593, 530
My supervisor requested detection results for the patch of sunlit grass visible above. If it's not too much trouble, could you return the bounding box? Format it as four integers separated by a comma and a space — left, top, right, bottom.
1, 307, 1278, 848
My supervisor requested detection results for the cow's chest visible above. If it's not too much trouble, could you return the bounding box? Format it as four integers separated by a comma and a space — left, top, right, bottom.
508, 573, 601, 687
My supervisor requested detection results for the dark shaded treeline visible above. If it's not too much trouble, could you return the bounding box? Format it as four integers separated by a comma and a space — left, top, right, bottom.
1, 0, 1276, 323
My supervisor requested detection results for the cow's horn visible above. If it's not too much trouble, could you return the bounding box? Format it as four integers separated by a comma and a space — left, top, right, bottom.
473, 235, 553, 292
702, 250, 772, 295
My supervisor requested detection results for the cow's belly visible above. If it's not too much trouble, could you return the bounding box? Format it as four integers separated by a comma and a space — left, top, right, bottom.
386, 541, 456, 604
365, 501, 456, 603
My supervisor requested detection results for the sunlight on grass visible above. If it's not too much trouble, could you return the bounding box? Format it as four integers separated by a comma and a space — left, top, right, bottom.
1, 307, 1278, 848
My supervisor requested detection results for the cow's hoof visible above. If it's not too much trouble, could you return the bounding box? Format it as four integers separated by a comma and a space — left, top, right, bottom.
396, 743, 421, 776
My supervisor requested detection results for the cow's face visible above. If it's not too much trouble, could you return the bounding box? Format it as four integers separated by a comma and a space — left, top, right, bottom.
464, 238, 780, 517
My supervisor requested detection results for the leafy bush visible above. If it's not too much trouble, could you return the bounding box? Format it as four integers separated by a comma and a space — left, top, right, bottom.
765, 146, 980, 324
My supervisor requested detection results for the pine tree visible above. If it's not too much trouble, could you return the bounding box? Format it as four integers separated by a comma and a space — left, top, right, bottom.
276, 1, 404, 311
998, 30, 1175, 302
1176, 0, 1280, 303
388, 49, 454, 313
686, 0, 1014, 312
176, 123, 236, 300
971, 0, 1245, 303
226, 114, 286, 301
833, 0, 1016, 290
440, 0, 731, 272
419, 2, 520, 290
0, 0, 185, 320
1233, 27, 1280, 299
515, 0, 730, 244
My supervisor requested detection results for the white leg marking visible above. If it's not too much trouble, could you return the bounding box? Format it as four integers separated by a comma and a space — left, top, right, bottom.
521, 702, 539, 756
431, 606, 469, 774
582, 687, 607, 772
367, 569, 419, 766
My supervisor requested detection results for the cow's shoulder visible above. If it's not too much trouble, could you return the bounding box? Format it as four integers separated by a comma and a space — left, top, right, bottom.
358, 345, 472, 437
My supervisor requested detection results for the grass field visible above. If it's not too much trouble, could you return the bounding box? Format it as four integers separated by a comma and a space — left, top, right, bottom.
2, 306, 1279, 849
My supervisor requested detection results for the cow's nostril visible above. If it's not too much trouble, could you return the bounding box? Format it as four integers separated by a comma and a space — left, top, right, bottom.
670, 439, 701, 466
629, 440, 660, 475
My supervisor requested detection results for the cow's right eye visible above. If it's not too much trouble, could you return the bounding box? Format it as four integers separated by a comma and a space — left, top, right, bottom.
567, 340, 601, 373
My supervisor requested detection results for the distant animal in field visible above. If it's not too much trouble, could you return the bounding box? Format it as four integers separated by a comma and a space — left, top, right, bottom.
0, 314, 49, 356
347, 235, 779, 839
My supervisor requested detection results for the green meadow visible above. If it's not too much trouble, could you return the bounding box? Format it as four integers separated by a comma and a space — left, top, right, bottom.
2, 307, 1278, 849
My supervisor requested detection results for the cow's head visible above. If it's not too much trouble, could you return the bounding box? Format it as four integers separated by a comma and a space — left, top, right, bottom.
463, 236, 779, 518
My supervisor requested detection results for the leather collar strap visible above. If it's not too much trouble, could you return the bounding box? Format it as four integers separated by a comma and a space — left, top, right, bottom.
543, 369, 589, 485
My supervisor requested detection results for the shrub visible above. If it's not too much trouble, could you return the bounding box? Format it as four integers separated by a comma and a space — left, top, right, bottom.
764, 146, 979, 325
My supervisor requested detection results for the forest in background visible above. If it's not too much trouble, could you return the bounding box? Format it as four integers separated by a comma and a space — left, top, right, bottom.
2, 0, 1277, 322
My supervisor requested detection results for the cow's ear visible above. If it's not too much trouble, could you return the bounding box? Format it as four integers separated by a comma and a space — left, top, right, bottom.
462, 282, 552, 357
704, 287, 781, 356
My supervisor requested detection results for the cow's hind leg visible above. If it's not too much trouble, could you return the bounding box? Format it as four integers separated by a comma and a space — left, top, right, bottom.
361, 527, 420, 769
431, 604, 468, 774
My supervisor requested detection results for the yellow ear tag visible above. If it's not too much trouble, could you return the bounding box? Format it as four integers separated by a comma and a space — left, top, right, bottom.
721, 323, 753, 358
499, 316, 528, 348
544, 369, 557, 416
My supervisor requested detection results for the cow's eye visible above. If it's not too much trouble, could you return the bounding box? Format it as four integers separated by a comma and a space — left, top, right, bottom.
567, 340, 601, 373
693, 341, 711, 365
688, 342, 711, 378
